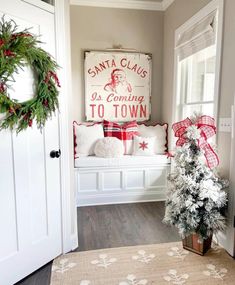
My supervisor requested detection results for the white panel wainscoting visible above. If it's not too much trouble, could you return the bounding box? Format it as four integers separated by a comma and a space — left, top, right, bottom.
75, 164, 170, 207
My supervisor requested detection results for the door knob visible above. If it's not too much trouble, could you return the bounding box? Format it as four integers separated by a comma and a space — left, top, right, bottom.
50, 149, 61, 158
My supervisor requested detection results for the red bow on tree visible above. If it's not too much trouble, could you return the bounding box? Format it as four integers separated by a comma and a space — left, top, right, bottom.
172, 115, 219, 169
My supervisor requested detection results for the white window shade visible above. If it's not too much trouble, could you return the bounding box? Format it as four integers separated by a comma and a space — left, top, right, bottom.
176, 10, 217, 61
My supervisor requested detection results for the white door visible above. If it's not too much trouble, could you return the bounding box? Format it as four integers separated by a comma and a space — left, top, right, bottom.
0, 1, 62, 284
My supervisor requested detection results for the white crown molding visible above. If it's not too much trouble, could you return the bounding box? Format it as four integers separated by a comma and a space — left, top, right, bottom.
70, 0, 175, 11
162, 0, 175, 10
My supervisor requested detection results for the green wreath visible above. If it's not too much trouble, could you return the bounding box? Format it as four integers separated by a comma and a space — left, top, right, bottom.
0, 18, 60, 132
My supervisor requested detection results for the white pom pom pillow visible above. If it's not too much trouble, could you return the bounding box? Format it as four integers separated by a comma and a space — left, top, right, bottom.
73, 122, 104, 157
137, 123, 168, 154
94, 137, 124, 158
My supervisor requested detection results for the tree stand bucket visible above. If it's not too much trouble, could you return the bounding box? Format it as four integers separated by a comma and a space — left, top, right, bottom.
182, 234, 212, 255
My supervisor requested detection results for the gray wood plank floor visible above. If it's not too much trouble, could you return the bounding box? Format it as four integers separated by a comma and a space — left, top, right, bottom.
15, 202, 180, 285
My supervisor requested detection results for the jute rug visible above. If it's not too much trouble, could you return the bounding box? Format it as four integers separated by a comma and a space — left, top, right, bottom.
51, 242, 235, 285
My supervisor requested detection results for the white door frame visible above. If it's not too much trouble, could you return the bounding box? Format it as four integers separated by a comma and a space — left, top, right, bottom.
55, 0, 78, 253
228, 97, 235, 256
218, 98, 235, 256
217, 96, 235, 256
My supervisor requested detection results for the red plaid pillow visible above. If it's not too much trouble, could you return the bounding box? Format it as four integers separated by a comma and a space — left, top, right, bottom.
103, 120, 139, 154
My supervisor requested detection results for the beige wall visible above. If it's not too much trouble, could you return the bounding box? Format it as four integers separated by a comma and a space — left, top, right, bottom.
163, 0, 235, 177
70, 6, 164, 122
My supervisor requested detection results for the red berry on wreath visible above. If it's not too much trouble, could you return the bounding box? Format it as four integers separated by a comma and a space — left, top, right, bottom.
51, 72, 61, 87
0, 39, 4, 47
4, 50, 15, 57
28, 119, 33, 127
0, 83, 5, 93
43, 99, 49, 107
20, 33, 32, 37
11, 34, 17, 40
9, 107, 15, 114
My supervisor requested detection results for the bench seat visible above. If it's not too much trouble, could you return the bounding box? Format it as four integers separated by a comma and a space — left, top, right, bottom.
75, 154, 170, 168
74, 155, 171, 207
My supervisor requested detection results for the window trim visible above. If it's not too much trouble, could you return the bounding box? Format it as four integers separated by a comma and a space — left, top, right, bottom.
21, 0, 55, 13
171, 0, 224, 149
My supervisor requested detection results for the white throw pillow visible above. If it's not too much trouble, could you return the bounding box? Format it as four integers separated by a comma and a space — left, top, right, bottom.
94, 137, 124, 158
133, 136, 156, 156
137, 124, 167, 154
74, 123, 104, 157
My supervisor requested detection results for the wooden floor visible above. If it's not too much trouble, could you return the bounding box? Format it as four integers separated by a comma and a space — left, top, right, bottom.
77, 202, 180, 251
16, 202, 180, 285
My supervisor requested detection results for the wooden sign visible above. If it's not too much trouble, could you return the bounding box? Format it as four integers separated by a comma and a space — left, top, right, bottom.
84, 51, 152, 122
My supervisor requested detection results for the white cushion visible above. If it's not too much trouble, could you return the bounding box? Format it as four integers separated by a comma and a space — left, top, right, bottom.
137, 124, 167, 154
94, 137, 124, 158
74, 123, 104, 157
75, 155, 170, 168
133, 136, 156, 156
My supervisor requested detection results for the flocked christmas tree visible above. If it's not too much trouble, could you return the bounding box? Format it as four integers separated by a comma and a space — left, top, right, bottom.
164, 114, 228, 241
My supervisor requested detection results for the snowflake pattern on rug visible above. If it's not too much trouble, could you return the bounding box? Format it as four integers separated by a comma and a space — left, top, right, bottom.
167, 247, 189, 260
203, 264, 228, 279
52, 258, 76, 274
91, 253, 117, 268
132, 250, 155, 264
164, 269, 189, 285
119, 274, 148, 285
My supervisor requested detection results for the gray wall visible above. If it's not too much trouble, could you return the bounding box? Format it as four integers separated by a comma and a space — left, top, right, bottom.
162, 0, 235, 177
70, 6, 164, 123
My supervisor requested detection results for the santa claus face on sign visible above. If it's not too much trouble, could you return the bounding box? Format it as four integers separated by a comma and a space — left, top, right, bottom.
104, 69, 132, 94
113, 70, 126, 83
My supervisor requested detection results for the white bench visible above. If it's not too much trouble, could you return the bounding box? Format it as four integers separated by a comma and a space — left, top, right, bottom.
74, 155, 170, 207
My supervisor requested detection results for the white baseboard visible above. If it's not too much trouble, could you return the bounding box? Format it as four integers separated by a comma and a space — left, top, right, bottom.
77, 191, 166, 207
62, 233, 78, 253
70, 233, 79, 251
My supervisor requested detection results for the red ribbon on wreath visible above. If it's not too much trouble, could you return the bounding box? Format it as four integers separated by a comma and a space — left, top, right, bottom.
172, 115, 219, 169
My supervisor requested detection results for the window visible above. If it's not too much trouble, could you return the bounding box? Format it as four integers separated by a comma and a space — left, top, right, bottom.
22, 0, 55, 12
173, 0, 223, 122
178, 45, 216, 119
41, 0, 54, 5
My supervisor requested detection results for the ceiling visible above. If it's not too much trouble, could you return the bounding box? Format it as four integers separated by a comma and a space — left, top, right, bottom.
137, 0, 163, 2
134, 0, 163, 2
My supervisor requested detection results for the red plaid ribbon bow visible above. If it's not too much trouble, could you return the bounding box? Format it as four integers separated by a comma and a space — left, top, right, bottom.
172, 116, 219, 169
